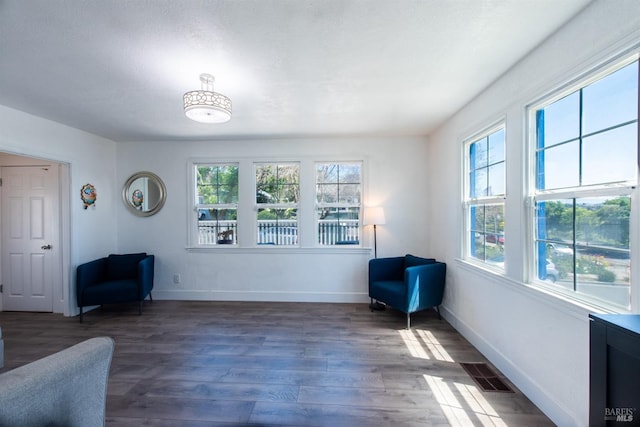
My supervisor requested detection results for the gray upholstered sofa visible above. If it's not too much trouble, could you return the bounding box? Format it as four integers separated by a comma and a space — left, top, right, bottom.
0, 337, 115, 427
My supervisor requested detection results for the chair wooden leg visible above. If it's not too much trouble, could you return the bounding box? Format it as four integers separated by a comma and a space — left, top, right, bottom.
435, 305, 441, 320
407, 313, 411, 330
79, 307, 83, 323
139, 300, 143, 315
149, 292, 153, 302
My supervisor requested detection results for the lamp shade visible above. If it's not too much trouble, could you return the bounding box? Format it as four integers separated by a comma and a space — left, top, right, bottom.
363, 206, 386, 225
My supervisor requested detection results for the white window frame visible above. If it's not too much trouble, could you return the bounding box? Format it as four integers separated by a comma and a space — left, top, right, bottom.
462, 122, 507, 271
315, 161, 363, 246
526, 53, 639, 312
190, 161, 239, 247
255, 162, 300, 247
188, 157, 369, 252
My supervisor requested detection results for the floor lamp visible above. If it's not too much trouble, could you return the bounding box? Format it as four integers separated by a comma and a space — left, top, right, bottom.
364, 207, 386, 311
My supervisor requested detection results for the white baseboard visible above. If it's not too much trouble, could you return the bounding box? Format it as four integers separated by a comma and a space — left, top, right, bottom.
440, 305, 580, 427
152, 289, 370, 304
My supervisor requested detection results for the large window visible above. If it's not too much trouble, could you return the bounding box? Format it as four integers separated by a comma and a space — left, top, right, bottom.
255, 163, 299, 246
464, 126, 506, 268
190, 159, 366, 249
195, 163, 239, 245
530, 58, 638, 309
315, 162, 362, 245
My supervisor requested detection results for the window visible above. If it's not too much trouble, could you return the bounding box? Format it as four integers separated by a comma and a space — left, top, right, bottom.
195, 163, 239, 245
255, 163, 300, 246
315, 162, 362, 245
190, 159, 366, 250
530, 58, 638, 309
464, 126, 506, 268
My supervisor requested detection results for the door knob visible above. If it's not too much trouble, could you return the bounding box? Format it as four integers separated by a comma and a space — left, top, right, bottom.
41, 244, 52, 250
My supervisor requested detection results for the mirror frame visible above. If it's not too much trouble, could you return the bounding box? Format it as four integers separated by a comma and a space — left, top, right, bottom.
122, 171, 167, 217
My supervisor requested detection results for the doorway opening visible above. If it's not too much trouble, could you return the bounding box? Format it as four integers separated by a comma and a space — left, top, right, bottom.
0, 152, 71, 315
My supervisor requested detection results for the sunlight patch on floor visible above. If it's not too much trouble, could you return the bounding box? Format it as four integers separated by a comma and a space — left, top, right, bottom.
454, 382, 507, 426
424, 375, 507, 427
399, 329, 430, 359
416, 329, 454, 362
398, 328, 454, 362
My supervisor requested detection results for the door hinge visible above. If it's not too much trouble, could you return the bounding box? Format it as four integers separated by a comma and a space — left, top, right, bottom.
0, 177, 3, 186
0, 284, 3, 293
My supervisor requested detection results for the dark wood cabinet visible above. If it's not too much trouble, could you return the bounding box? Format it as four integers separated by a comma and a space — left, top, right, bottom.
589, 314, 640, 426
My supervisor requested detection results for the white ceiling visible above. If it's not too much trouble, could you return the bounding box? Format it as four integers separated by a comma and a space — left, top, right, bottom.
0, 0, 592, 143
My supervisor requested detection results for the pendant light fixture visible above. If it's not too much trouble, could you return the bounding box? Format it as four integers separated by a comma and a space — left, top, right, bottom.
183, 73, 232, 123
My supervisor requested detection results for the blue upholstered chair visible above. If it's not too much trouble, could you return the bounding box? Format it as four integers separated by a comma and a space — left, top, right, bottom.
368, 254, 446, 329
76, 253, 154, 322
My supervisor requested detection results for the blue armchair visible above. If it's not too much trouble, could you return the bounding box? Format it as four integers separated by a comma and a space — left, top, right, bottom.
76, 253, 154, 322
369, 254, 446, 329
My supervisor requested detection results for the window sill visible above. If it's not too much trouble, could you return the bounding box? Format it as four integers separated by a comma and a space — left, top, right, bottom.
186, 246, 372, 255
455, 258, 629, 321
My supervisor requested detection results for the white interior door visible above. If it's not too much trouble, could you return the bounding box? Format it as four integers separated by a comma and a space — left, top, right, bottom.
1, 166, 58, 312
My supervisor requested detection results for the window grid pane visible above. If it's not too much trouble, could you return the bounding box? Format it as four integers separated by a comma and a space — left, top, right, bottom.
469, 131, 506, 199
469, 203, 504, 265
197, 209, 238, 245
532, 60, 638, 309
256, 163, 300, 246
582, 61, 639, 134
257, 208, 298, 245
196, 164, 239, 245
465, 126, 506, 268
316, 163, 362, 246
535, 196, 630, 309
197, 165, 239, 204
581, 123, 638, 186
317, 207, 360, 245
536, 62, 638, 191
540, 92, 580, 148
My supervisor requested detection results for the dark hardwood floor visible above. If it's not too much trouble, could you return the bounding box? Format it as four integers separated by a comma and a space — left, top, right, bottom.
0, 301, 553, 426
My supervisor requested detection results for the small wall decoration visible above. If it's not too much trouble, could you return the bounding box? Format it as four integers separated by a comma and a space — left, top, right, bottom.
131, 189, 144, 210
80, 183, 97, 209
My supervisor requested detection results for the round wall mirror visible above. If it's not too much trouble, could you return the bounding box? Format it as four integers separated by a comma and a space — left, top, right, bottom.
122, 171, 167, 217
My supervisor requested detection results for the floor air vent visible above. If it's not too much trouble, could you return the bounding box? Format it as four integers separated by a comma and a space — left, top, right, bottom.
460, 362, 514, 393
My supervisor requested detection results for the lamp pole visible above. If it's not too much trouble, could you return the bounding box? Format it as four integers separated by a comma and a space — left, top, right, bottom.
364, 206, 385, 259
373, 224, 378, 258
365, 206, 386, 311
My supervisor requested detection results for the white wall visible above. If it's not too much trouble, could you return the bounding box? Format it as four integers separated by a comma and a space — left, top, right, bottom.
115, 136, 430, 303
0, 109, 430, 312
0, 105, 118, 315
427, 1, 640, 426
